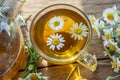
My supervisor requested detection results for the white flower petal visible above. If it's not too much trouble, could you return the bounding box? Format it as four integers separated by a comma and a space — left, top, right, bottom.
78, 35, 83, 40
59, 43, 64, 47
48, 37, 52, 41
114, 68, 119, 73
50, 45, 55, 50
18, 78, 24, 80
58, 34, 62, 38
47, 42, 52, 46
59, 38, 65, 42
56, 45, 60, 50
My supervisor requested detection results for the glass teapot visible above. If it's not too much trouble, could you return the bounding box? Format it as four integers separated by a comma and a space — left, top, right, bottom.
30, 4, 97, 71
0, 0, 25, 79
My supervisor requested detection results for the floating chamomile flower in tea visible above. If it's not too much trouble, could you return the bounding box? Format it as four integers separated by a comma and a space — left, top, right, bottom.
103, 6, 119, 25
46, 33, 65, 51
49, 16, 64, 31
69, 22, 88, 40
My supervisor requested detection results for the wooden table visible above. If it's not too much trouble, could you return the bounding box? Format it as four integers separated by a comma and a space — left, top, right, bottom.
13, 0, 120, 80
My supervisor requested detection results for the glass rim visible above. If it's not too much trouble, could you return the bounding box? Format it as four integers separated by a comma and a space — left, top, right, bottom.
30, 4, 92, 64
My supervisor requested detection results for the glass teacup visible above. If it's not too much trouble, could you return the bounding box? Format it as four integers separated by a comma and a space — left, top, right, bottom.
30, 4, 97, 71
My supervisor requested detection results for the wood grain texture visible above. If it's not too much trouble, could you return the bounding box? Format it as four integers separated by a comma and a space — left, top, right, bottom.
13, 0, 120, 80
13, 60, 120, 80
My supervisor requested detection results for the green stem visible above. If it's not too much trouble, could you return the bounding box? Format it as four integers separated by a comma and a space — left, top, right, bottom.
97, 62, 111, 66
104, 46, 112, 59
20, 70, 29, 78
98, 17, 103, 20
101, 23, 120, 29
112, 74, 120, 79
0, 0, 4, 6
20, 43, 39, 77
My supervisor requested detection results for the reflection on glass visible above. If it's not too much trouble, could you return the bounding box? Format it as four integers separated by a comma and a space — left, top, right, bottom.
77, 53, 97, 72
0, 0, 25, 79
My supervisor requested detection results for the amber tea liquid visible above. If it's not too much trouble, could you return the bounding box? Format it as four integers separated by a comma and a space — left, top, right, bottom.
31, 9, 90, 61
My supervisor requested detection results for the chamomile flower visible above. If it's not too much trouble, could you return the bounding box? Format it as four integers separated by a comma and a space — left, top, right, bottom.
102, 28, 113, 46
108, 40, 118, 51
19, 73, 48, 80
95, 20, 105, 38
88, 15, 102, 38
69, 22, 88, 40
26, 73, 48, 80
95, 24, 101, 38
111, 56, 120, 73
99, 20, 105, 29
16, 14, 27, 27
46, 33, 65, 50
103, 51, 108, 56
103, 6, 119, 25
49, 16, 64, 31
88, 15, 98, 29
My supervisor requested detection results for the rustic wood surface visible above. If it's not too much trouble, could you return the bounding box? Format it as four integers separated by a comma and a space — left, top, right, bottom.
13, 0, 120, 80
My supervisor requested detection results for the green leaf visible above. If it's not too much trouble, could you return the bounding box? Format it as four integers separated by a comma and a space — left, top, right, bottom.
117, 41, 120, 48
106, 76, 113, 80
115, 53, 120, 57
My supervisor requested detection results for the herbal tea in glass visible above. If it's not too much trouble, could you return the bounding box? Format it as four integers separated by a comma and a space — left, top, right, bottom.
30, 4, 93, 65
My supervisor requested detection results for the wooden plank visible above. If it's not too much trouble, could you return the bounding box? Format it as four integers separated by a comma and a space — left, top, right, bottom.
21, 0, 120, 15
13, 60, 120, 80
12, 0, 120, 80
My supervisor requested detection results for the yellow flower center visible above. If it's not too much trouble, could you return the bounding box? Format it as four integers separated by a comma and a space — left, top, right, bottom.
93, 28, 96, 32
105, 34, 110, 41
75, 28, 82, 34
28, 65, 34, 71
112, 62, 117, 68
91, 18, 95, 24
52, 38, 60, 45
30, 74, 38, 80
20, 17, 24, 22
107, 13, 114, 20
54, 21, 60, 26
109, 43, 116, 51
